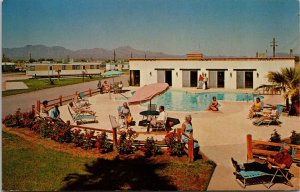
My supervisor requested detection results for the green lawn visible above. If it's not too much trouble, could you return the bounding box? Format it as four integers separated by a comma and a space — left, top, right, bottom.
2, 77, 103, 97
2, 131, 216, 190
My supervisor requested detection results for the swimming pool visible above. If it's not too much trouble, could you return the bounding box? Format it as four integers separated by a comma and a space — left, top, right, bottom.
140, 90, 263, 111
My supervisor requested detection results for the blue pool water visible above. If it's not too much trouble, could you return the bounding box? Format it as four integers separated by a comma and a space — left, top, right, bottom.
140, 90, 263, 111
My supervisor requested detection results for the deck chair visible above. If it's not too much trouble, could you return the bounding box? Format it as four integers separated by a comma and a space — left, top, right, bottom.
256, 105, 283, 126
79, 92, 90, 104
67, 106, 97, 125
234, 144, 296, 189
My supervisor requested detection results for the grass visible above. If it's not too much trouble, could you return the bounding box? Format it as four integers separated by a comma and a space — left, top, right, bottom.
2, 77, 103, 97
3, 130, 216, 191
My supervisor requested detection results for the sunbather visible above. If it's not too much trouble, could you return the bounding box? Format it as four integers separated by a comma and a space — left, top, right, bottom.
231, 145, 293, 174
207, 96, 219, 111
69, 102, 96, 116
73, 93, 90, 108
248, 97, 263, 119
103, 81, 110, 93
253, 105, 278, 125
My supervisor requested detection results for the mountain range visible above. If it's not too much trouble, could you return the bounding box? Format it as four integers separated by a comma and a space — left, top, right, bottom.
3, 45, 183, 60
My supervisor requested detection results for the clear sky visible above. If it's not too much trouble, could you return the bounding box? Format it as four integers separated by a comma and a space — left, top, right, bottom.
2, 0, 300, 56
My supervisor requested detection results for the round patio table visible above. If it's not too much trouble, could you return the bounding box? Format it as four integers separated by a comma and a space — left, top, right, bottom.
139, 110, 159, 132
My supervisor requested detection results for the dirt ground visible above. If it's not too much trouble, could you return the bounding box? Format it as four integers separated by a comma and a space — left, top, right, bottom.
2, 72, 30, 91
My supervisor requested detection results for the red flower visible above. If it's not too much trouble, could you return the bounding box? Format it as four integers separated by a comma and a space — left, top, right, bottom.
95, 142, 100, 147
55, 136, 59, 140
99, 148, 103, 153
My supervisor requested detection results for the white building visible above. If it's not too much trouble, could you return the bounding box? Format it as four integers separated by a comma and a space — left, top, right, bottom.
106, 61, 129, 71
129, 53, 295, 89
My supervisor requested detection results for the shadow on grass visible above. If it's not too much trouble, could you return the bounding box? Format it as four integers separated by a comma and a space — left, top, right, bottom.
61, 156, 177, 190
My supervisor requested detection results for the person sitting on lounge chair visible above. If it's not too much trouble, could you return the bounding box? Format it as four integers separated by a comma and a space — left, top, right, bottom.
248, 97, 263, 119
231, 145, 293, 174
69, 102, 96, 116
119, 102, 131, 128
150, 106, 167, 127
253, 105, 278, 125
207, 96, 219, 111
73, 93, 90, 108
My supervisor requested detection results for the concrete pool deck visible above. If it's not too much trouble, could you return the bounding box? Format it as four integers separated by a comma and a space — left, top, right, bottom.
59, 87, 300, 190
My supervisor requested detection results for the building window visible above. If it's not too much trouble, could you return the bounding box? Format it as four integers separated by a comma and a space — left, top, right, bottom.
49, 66, 53, 70
62, 65, 66, 70
96, 65, 100, 69
82, 66, 86, 70
90, 65, 94, 69
29, 66, 35, 71
72, 65, 80, 70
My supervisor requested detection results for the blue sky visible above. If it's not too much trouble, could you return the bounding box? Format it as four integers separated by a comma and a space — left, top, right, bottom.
2, 0, 300, 56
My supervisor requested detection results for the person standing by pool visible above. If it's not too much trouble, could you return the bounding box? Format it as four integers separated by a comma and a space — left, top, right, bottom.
207, 96, 219, 111
120, 102, 132, 128
198, 74, 204, 89
203, 75, 208, 90
182, 114, 200, 159
97, 80, 103, 94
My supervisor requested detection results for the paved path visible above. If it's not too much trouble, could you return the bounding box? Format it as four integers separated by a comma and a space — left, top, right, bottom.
2, 75, 128, 117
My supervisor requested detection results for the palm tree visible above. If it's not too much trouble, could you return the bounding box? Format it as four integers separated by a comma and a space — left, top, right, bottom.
267, 67, 300, 115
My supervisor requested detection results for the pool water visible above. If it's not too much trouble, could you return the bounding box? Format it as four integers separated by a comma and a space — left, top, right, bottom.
141, 90, 263, 111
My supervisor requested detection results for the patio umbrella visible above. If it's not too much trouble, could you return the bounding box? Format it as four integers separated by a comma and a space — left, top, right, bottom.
128, 83, 169, 105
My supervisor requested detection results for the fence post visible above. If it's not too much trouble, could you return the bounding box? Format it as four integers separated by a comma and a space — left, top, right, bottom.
247, 134, 253, 161
89, 88, 92, 97
32, 105, 35, 114
59, 95, 63, 106
66, 120, 70, 126
112, 127, 118, 149
36, 100, 41, 114
177, 128, 182, 142
188, 134, 194, 163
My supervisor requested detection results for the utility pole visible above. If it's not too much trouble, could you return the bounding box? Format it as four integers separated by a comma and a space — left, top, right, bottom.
130, 52, 133, 59
290, 49, 293, 57
270, 38, 278, 57
113, 50, 116, 62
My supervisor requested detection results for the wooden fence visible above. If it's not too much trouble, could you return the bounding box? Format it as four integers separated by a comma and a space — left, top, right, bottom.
32, 87, 195, 163
246, 134, 300, 163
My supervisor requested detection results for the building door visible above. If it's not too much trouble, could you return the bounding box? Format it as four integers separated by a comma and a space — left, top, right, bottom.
182, 71, 190, 87
190, 71, 198, 87
130, 70, 140, 86
217, 71, 225, 88
245, 72, 253, 88
236, 71, 253, 89
165, 70, 172, 86
209, 71, 217, 88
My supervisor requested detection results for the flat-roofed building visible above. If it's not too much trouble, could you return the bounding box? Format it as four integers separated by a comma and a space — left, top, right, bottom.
129, 53, 295, 89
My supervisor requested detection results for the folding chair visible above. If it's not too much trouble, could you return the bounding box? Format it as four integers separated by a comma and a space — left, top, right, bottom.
234, 144, 296, 189
79, 92, 90, 104
256, 105, 283, 126
67, 106, 97, 125
150, 112, 168, 132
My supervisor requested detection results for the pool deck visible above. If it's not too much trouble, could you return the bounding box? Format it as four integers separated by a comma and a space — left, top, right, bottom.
60, 87, 300, 191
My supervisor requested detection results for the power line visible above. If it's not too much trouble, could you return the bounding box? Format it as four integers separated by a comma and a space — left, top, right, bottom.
270, 37, 278, 57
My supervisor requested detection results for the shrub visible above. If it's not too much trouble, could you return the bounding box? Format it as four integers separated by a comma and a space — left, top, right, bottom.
81, 130, 95, 150
51, 120, 72, 143
290, 130, 300, 145
95, 132, 113, 154
164, 132, 185, 157
268, 129, 281, 151
140, 137, 161, 157
117, 129, 138, 154
71, 129, 84, 147
2, 108, 35, 128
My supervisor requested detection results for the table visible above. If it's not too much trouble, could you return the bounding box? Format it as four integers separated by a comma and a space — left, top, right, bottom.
139, 110, 159, 132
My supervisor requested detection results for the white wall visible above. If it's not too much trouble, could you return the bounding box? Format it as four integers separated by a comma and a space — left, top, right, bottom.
129, 58, 295, 89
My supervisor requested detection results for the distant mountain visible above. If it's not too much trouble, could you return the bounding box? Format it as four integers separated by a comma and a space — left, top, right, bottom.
3, 45, 183, 60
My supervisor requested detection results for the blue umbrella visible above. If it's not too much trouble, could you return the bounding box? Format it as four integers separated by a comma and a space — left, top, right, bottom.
102, 70, 123, 77
102, 70, 123, 83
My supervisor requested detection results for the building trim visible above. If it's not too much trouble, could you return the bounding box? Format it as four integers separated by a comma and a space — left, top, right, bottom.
179, 68, 201, 71
154, 68, 175, 70
206, 69, 228, 71
233, 69, 257, 71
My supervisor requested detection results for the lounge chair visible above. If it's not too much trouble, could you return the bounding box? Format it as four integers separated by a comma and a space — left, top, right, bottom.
67, 106, 97, 125
255, 105, 283, 126
253, 101, 264, 118
234, 144, 296, 189
79, 92, 90, 104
